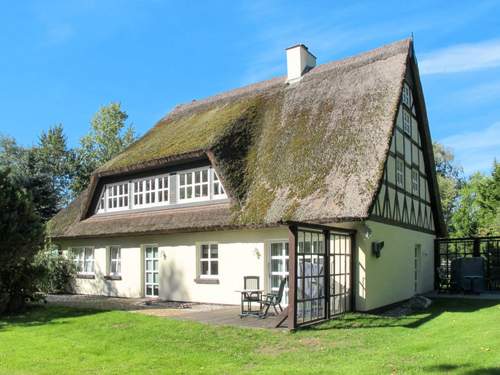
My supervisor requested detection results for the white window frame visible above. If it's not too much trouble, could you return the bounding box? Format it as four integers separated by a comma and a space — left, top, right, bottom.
132, 174, 170, 209
177, 167, 210, 203
212, 169, 227, 200
411, 169, 419, 195
143, 245, 159, 297
269, 240, 289, 306
199, 243, 219, 278
108, 246, 121, 276
403, 109, 411, 135
71, 247, 94, 275
402, 83, 411, 107
396, 158, 404, 188
106, 181, 129, 212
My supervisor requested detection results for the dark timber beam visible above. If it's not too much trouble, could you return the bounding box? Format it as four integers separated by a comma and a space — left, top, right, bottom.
287, 225, 297, 331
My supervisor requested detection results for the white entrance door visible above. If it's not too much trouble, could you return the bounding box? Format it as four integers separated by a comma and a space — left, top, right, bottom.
414, 244, 422, 294
269, 241, 289, 305
145, 246, 159, 297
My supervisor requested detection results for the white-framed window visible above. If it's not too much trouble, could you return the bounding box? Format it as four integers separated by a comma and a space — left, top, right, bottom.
107, 182, 129, 212
396, 158, 404, 188
97, 190, 105, 214
199, 243, 218, 277
72, 247, 94, 274
403, 109, 411, 135
402, 83, 411, 107
212, 170, 226, 199
132, 174, 170, 209
411, 170, 419, 195
109, 246, 121, 275
178, 168, 209, 202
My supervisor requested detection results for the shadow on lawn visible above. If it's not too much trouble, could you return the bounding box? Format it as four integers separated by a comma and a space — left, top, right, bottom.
424, 363, 500, 374
0, 305, 106, 332
308, 298, 499, 331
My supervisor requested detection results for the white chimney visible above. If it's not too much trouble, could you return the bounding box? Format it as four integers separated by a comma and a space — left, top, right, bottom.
286, 44, 316, 83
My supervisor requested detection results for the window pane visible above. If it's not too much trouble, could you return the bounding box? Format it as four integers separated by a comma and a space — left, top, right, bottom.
271, 259, 282, 272
202, 169, 208, 182
186, 186, 192, 198
201, 261, 209, 275
180, 174, 185, 185
195, 185, 200, 197
201, 245, 209, 258
210, 261, 218, 275
202, 184, 208, 197
187, 173, 192, 184
210, 244, 218, 258
271, 243, 282, 256
195, 171, 200, 183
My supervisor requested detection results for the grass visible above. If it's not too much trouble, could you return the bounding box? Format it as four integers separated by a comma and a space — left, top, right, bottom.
0, 299, 499, 374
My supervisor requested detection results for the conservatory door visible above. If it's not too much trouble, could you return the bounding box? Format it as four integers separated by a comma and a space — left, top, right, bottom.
269, 241, 289, 305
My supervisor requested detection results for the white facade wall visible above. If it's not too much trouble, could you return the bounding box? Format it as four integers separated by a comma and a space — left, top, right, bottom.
350, 220, 435, 311
59, 227, 289, 305
59, 221, 436, 310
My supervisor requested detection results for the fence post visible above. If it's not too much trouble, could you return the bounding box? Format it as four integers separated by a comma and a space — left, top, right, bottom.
323, 229, 330, 320
473, 237, 480, 257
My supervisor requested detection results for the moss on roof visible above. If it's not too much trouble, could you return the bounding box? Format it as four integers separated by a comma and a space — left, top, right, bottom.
49, 38, 419, 238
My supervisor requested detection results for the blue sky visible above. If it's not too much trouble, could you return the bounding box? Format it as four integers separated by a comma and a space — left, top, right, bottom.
1, 0, 499, 174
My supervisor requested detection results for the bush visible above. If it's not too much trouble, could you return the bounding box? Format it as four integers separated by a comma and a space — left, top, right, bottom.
33, 250, 76, 294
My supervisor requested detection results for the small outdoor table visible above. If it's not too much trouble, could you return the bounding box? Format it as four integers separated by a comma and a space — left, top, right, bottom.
464, 275, 482, 294
236, 289, 263, 317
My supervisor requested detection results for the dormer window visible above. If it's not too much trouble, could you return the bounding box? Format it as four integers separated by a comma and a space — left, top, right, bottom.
94, 166, 227, 214
213, 171, 225, 199
178, 168, 209, 202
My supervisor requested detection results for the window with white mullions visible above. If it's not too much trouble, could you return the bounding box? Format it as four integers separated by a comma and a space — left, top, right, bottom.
270, 241, 289, 305
107, 182, 129, 211
411, 170, 419, 195
178, 169, 209, 202
200, 244, 218, 277
403, 109, 411, 135
402, 83, 411, 107
212, 170, 226, 199
109, 246, 121, 275
132, 174, 169, 208
72, 247, 94, 274
396, 158, 404, 188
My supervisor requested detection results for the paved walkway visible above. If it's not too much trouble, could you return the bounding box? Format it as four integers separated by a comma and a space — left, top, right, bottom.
426, 291, 500, 300
46, 294, 285, 329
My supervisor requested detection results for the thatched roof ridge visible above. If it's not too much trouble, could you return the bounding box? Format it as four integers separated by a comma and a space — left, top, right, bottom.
49, 38, 440, 239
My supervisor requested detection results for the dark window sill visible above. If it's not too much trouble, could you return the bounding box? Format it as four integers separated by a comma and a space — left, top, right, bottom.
194, 277, 219, 284
104, 275, 122, 281
76, 274, 95, 279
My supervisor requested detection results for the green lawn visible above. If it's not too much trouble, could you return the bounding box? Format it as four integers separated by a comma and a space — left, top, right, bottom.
0, 299, 499, 374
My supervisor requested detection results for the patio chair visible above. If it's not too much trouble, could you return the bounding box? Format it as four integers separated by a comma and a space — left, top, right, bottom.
240, 276, 261, 317
260, 277, 287, 318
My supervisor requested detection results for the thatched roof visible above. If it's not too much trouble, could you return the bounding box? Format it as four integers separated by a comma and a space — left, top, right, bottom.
49, 38, 443, 239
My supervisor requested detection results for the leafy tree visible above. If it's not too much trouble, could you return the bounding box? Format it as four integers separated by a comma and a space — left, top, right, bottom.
433, 142, 463, 232
0, 168, 45, 313
71, 102, 136, 194
451, 161, 500, 237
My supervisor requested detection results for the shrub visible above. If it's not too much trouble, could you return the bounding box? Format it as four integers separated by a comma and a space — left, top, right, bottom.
33, 250, 76, 294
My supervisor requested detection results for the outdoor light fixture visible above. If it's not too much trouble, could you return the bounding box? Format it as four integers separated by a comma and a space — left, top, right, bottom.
362, 223, 372, 239
372, 241, 385, 258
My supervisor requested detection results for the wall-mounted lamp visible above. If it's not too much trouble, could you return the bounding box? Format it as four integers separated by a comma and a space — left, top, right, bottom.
362, 223, 372, 240
372, 241, 384, 258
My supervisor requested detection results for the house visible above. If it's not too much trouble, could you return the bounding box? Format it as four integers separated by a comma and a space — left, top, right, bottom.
48, 38, 445, 327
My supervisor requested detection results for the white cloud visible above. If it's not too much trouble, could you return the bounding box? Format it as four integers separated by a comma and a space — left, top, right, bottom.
440, 122, 500, 174
420, 39, 500, 75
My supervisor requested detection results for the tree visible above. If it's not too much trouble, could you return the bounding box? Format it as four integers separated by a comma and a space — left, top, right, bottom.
0, 130, 69, 222
34, 125, 74, 208
71, 102, 136, 194
0, 168, 45, 313
433, 142, 463, 232
451, 161, 500, 237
